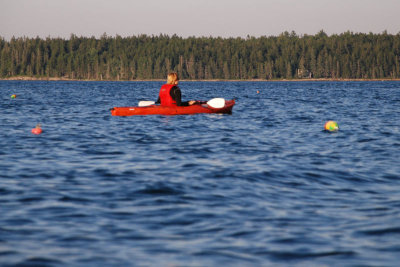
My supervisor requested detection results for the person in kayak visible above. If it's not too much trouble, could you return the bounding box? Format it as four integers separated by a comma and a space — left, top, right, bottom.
156, 72, 196, 106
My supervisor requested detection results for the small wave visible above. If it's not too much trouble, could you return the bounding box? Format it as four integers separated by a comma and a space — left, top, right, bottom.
18, 196, 44, 203
357, 137, 378, 143
136, 183, 185, 196
359, 227, 400, 236
58, 235, 99, 243
266, 250, 356, 260
192, 249, 258, 263
14, 257, 63, 266
0, 250, 17, 256
58, 195, 92, 203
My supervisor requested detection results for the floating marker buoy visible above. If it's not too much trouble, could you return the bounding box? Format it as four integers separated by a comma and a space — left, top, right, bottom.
324, 121, 339, 132
11, 94, 17, 99
31, 124, 43, 135
257, 90, 260, 94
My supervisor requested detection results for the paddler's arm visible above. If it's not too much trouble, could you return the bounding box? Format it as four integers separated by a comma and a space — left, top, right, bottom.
171, 86, 188, 106
171, 86, 195, 106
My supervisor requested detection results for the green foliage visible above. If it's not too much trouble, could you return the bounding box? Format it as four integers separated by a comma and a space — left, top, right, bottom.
0, 32, 399, 80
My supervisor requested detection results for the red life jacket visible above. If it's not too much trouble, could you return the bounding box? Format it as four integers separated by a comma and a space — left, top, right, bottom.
158, 84, 177, 106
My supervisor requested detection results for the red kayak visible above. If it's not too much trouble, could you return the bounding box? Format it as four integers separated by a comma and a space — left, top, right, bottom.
111, 99, 235, 116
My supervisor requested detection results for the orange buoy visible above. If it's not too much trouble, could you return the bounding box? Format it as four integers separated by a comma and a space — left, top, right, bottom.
31, 124, 43, 135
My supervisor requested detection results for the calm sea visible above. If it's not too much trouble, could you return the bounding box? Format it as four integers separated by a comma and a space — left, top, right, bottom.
1, 81, 400, 266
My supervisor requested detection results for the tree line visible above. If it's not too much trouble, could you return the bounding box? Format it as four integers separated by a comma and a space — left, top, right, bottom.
0, 31, 399, 80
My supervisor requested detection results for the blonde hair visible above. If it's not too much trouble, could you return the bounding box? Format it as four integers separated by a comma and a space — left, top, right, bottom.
167, 72, 179, 85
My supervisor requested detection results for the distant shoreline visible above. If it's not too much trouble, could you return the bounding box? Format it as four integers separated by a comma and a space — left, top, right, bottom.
1, 76, 400, 82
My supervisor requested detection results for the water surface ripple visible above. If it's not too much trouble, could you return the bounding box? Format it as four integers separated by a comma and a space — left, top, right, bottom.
1, 81, 400, 266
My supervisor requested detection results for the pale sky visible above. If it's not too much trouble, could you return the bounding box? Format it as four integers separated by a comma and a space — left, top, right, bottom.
1, 0, 399, 40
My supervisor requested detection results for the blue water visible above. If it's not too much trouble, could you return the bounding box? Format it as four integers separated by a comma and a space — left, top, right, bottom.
1, 80, 400, 266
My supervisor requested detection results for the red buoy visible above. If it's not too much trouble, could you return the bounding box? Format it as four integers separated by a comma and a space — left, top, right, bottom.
31, 124, 42, 135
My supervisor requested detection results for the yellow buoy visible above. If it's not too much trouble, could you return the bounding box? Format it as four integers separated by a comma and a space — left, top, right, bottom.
324, 121, 339, 132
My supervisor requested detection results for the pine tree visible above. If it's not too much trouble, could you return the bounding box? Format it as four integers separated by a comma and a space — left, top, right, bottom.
0, 32, 399, 80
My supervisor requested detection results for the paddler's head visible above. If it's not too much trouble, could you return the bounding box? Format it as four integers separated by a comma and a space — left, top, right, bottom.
167, 72, 179, 85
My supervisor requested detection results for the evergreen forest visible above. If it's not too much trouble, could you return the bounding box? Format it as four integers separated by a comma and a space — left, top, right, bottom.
1, 31, 400, 80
